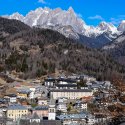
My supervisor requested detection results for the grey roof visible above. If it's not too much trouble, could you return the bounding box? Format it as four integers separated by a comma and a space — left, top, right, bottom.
57, 78, 76, 83
30, 113, 41, 119
58, 97, 68, 99
56, 84, 77, 87
91, 84, 102, 88
38, 97, 48, 100
50, 89, 92, 92
18, 90, 31, 94
0, 117, 13, 123
40, 120, 62, 125
7, 104, 27, 110
5, 94, 17, 97
0, 106, 8, 109
57, 114, 87, 120
34, 106, 48, 110
0, 99, 7, 103
20, 120, 62, 125
45, 78, 77, 84
45, 78, 57, 82
57, 112, 94, 120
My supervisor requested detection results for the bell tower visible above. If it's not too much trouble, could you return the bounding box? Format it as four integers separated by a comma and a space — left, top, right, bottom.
48, 99, 56, 120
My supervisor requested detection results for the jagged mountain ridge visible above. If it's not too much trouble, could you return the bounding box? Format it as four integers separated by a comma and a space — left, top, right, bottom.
4, 7, 124, 48
5, 7, 122, 35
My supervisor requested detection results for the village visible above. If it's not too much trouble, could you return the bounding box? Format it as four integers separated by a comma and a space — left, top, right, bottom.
0, 72, 125, 125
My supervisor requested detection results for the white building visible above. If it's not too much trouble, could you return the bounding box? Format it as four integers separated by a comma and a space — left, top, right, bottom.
56, 84, 77, 90
29, 87, 36, 99
44, 78, 56, 88
58, 97, 68, 103
75, 101, 88, 110
81, 102, 87, 110
57, 113, 95, 125
4, 94, 17, 103
57, 102, 67, 112
38, 97, 48, 106
57, 78, 76, 85
30, 113, 41, 123
80, 75, 96, 82
50, 89, 93, 100
87, 117, 96, 125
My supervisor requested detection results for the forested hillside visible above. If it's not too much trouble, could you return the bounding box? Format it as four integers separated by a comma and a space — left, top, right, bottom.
103, 32, 125, 66
0, 26, 125, 80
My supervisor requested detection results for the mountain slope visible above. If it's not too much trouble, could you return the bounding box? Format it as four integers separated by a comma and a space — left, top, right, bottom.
79, 32, 119, 48
0, 17, 31, 44
0, 28, 125, 80
103, 32, 125, 65
0, 17, 31, 35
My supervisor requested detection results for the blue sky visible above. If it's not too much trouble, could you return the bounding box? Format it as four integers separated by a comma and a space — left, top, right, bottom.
0, 0, 125, 26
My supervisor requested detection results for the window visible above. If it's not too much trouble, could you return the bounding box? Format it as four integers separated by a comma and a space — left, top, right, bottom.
49, 109, 52, 112
52, 109, 55, 112
50, 108, 55, 113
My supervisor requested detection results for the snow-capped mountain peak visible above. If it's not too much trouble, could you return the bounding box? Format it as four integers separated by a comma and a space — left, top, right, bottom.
68, 7, 75, 14
8, 12, 24, 22
97, 21, 118, 34
3, 7, 123, 39
122, 20, 125, 23
118, 20, 125, 32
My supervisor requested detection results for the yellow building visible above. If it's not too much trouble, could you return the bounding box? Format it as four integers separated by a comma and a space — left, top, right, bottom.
7, 104, 28, 121
17, 91, 30, 99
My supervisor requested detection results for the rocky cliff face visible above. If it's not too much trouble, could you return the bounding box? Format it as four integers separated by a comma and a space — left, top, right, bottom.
4, 7, 123, 48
